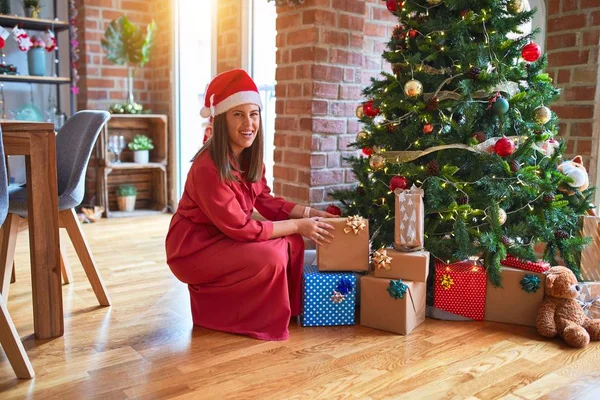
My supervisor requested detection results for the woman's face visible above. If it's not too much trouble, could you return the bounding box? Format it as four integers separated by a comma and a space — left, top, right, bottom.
225, 104, 260, 157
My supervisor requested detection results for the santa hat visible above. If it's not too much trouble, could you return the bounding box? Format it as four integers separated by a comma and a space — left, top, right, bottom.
200, 69, 262, 118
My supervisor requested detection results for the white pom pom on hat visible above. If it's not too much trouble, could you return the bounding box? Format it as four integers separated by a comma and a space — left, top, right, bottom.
200, 69, 262, 118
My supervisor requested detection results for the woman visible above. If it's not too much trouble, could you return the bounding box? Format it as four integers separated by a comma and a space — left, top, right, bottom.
166, 69, 336, 341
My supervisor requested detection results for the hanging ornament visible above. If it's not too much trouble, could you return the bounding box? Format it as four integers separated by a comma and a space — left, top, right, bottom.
386, 0, 403, 13
356, 130, 368, 142
510, 159, 521, 173
498, 208, 507, 225
373, 114, 386, 127
508, 0, 523, 14
404, 79, 423, 97
494, 137, 516, 157
363, 100, 380, 117
369, 154, 386, 171
355, 105, 364, 118
426, 0, 443, 5
362, 147, 374, 156
522, 42, 541, 62
389, 175, 408, 191
554, 230, 569, 240
472, 131, 486, 143
427, 160, 440, 176
533, 106, 552, 124
408, 29, 417, 38
12, 26, 32, 52
422, 123, 434, 134
41, 29, 57, 52
492, 97, 510, 115
325, 204, 342, 216
0, 26, 9, 49
466, 66, 481, 79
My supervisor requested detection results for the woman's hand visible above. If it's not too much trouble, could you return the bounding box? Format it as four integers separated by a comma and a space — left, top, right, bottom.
310, 208, 340, 218
295, 217, 335, 246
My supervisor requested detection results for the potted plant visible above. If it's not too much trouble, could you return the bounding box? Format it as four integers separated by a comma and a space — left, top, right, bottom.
22, 0, 41, 18
128, 134, 154, 163
116, 184, 137, 212
101, 16, 157, 114
27, 36, 46, 76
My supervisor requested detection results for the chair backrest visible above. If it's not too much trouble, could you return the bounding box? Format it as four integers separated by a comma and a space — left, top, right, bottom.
55, 110, 110, 205
0, 127, 8, 225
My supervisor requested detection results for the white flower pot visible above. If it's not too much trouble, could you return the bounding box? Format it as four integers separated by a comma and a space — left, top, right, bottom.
133, 150, 149, 163
117, 196, 136, 212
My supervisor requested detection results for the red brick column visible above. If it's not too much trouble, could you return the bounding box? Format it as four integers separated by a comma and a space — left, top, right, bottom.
545, 0, 600, 192
274, 0, 395, 206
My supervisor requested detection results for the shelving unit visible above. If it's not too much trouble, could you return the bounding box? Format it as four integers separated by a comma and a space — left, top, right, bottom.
0, 5, 74, 116
96, 114, 169, 217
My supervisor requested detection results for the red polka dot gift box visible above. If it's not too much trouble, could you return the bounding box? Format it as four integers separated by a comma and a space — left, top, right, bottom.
500, 256, 550, 274
433, 259, 487, 321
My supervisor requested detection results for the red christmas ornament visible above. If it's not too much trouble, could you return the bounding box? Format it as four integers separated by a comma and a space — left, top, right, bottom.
363, 100, 380, 117
522, 42, 541, 62
362, 147, 374, 156
0, 38, 4, 49
494, 137, 516, 157
409, 29, 417, 38
386, 0, 403, 13
389, 176, 409, 191
325, 204, 342, 216
423, 123, 434, 134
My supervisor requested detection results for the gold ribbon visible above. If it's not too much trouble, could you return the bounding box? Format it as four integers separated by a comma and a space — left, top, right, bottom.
383, 136, 527, 164
373, 248, 393, 271
344, 215, 367, 235
440, 274, 454, 290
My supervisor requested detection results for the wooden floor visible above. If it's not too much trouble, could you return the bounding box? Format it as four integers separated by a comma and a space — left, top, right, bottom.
1, 214, 599, 399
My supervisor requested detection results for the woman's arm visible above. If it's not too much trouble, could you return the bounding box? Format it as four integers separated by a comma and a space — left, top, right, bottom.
271, 217, 335, 246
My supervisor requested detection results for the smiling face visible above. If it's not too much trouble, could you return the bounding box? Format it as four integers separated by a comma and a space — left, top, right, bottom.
225, 104, 261, 158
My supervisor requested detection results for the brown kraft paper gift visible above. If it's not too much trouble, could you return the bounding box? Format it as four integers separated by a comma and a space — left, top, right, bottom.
372, 248, 430, 282
317, 216, 369, 271
484, 267, 545, 327
580, 216, 600, 282
360, 275, 426, 335
394, 186, 425, 252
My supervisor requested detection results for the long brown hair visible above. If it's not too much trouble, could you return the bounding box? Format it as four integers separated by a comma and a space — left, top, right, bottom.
192, 112, 264, 183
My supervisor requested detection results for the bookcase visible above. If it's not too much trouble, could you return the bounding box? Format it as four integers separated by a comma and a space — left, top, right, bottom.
95, 114, 169, 217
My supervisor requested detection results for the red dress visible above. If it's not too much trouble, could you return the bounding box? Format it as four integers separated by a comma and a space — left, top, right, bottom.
165, 150, 304, 341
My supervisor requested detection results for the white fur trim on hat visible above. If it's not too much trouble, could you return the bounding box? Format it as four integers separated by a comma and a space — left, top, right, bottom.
211, 91, 263, 117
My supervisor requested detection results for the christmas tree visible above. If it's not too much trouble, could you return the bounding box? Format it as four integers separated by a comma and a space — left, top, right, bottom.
331, 0, 593, 286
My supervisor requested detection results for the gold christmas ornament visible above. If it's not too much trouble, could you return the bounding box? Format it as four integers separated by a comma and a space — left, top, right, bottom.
533, 106, 552, 125
356, 130, 368, 141
427, 0, 443, 5
404, 79, 423, 97
356, 105, 364, 119
369, 154, 386, 170
372, 248, 393, 271
498, 208, 507, 225
508, 0, 523, 13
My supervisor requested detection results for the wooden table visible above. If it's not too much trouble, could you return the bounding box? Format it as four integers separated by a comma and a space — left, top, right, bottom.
1, 121, 62, 339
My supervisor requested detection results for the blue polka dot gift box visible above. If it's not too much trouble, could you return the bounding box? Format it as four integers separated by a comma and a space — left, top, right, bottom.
301, 265, 357, 327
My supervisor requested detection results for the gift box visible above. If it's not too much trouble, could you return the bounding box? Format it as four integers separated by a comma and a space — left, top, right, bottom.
580, 216, 600, 281
433, 259, 487, 320
394, 186, 425, 252
301, 265, 357, 327
360, 275, 426, 335
501, 256, 550, 274
578, 282, 600, 319
485, 267, 545, 326
317, 216, 369, 271
372, 248, 429, 282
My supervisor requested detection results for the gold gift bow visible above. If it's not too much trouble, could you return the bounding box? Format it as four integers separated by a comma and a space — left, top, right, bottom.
373, 248, 393, 271
383, 136, 527, 164
440, 274, 454, 290
344, 215, 367, 235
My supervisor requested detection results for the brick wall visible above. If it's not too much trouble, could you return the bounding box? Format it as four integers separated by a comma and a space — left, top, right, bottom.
217, 0, 242, 73
545, 0, 600, 191
273, 0, 396, 206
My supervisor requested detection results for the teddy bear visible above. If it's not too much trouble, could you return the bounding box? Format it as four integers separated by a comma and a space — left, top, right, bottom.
536, 266, 600, 348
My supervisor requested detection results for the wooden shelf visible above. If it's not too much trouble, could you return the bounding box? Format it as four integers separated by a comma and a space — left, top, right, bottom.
0, 14, 70, 32
95, 114, 170, 217
0, 75, 71, 84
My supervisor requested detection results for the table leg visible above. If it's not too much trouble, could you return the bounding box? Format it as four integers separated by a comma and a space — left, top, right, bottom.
25, 130, 62, 339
